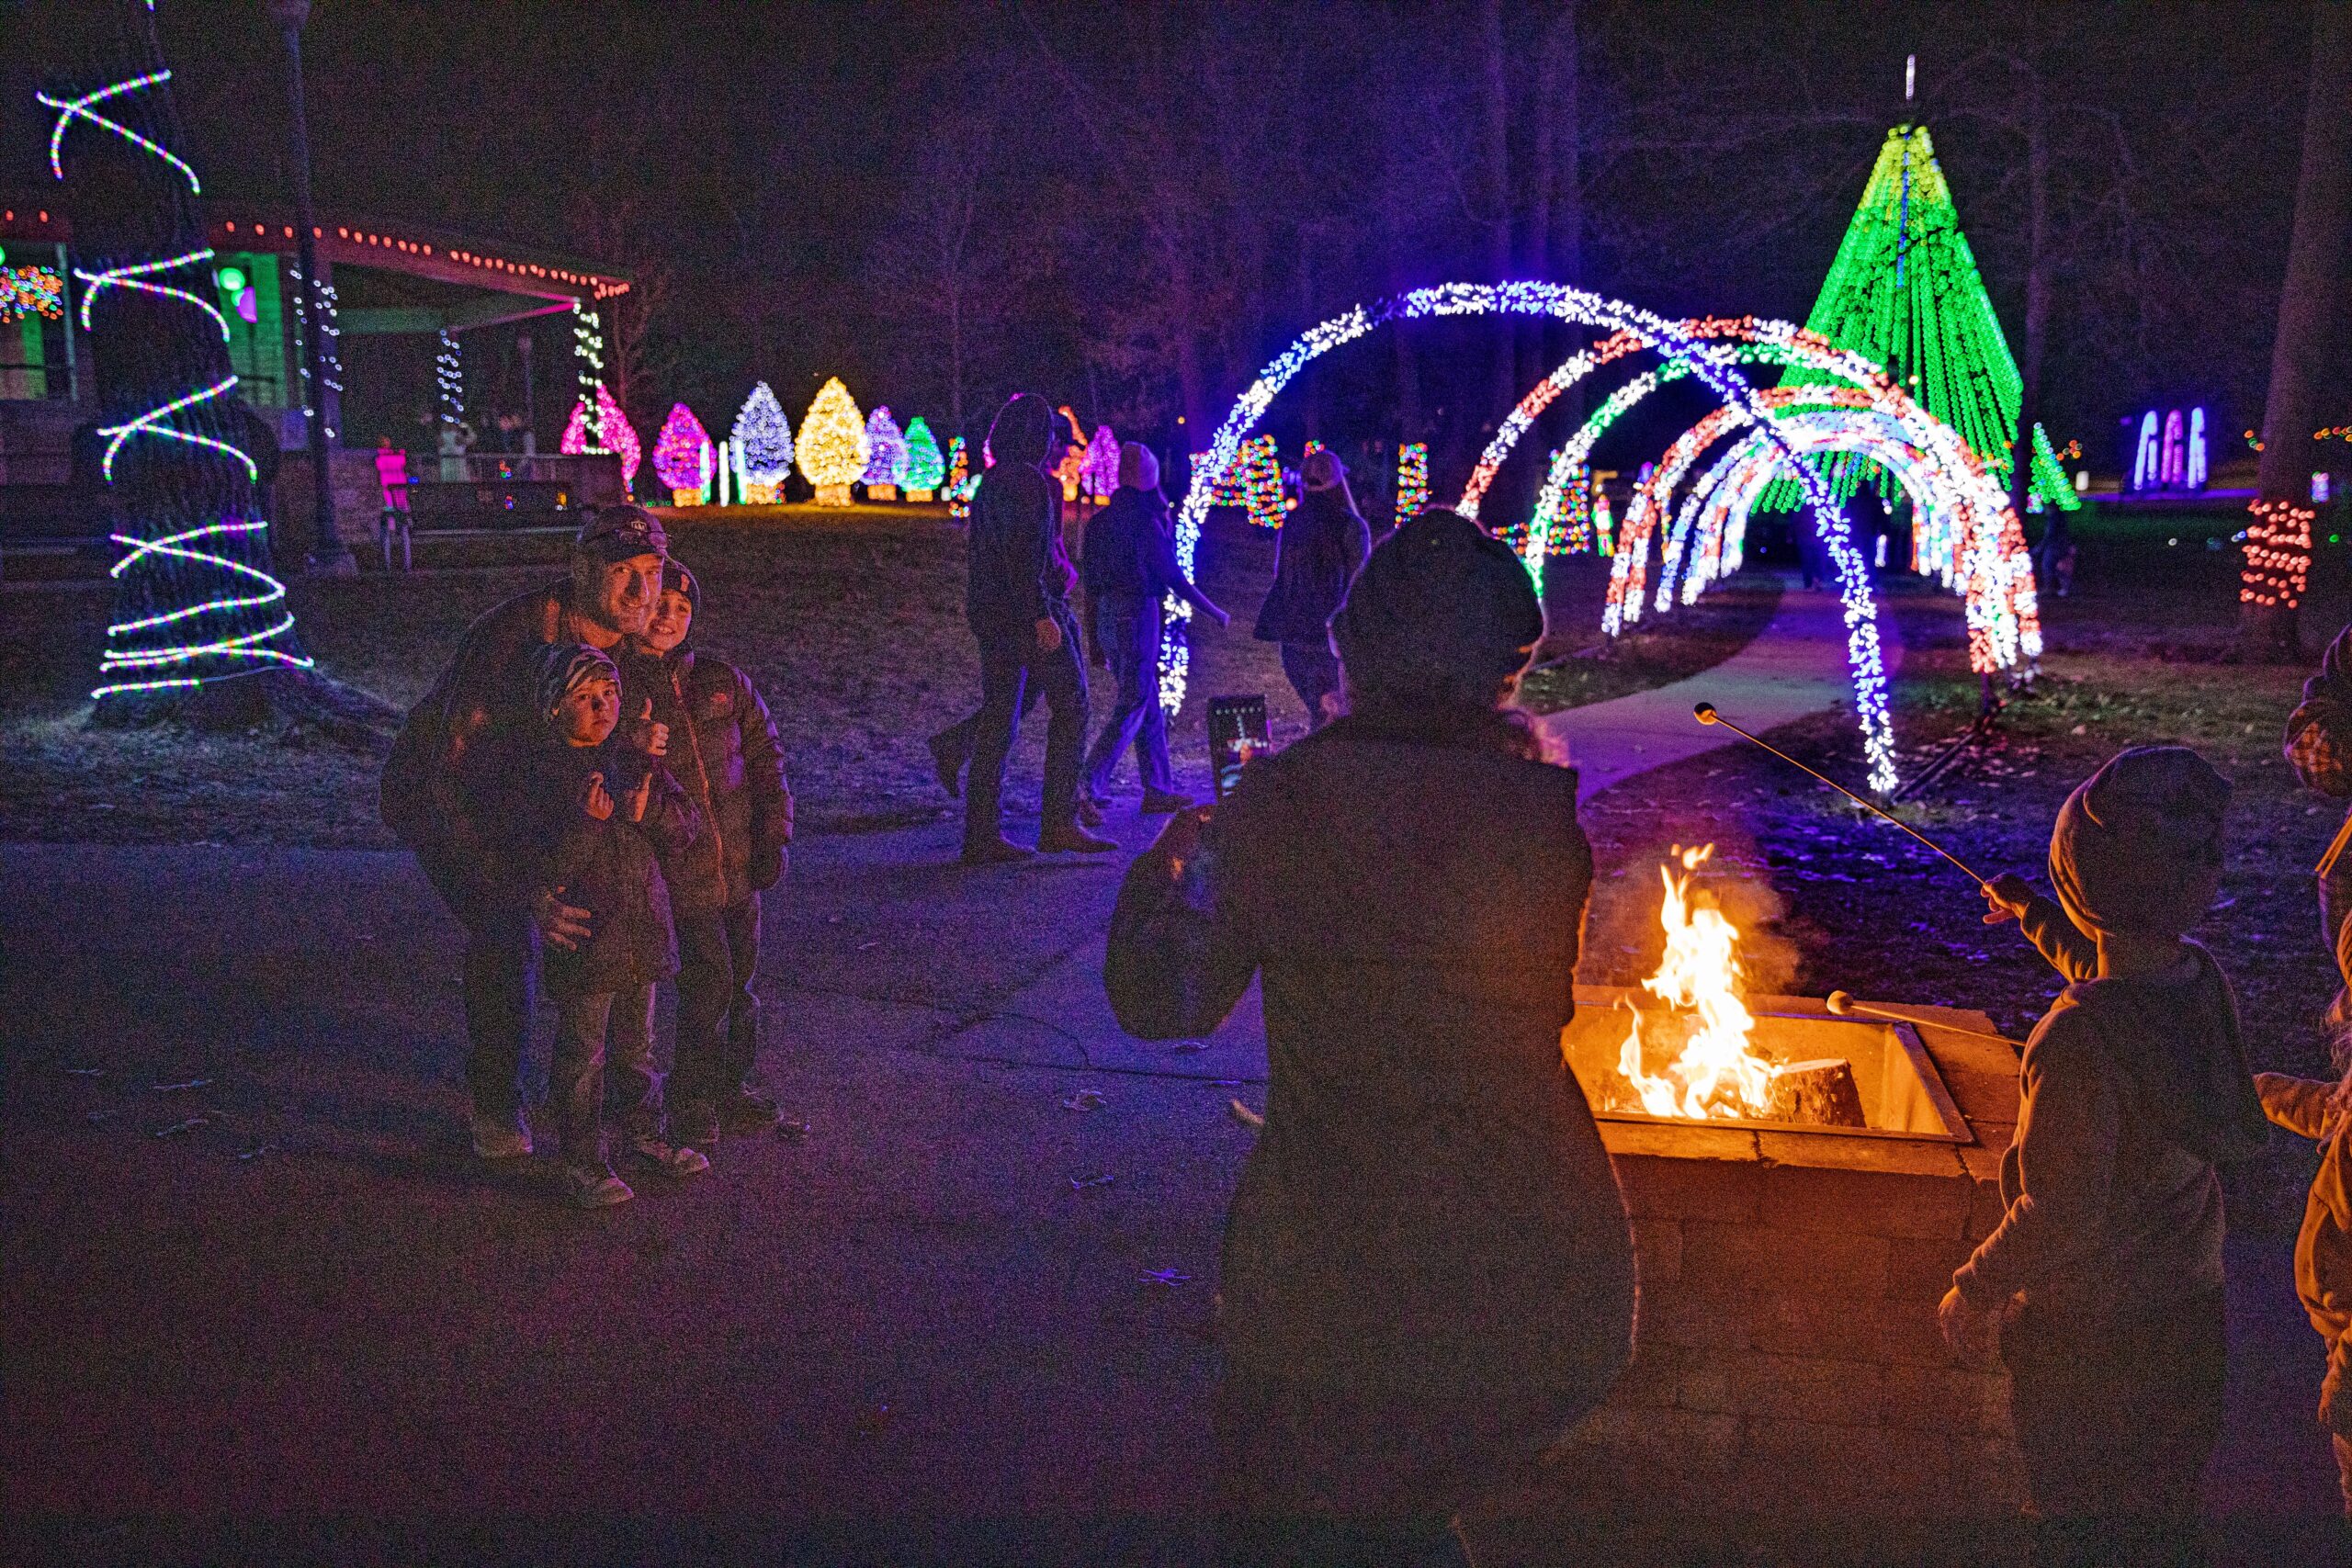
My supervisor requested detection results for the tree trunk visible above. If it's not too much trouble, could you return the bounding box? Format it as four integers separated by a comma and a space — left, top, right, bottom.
1479, 0, 1516, 422
2013, 41, 2057, 574
51, 2, 310, 723
2246, 0, 2352, 659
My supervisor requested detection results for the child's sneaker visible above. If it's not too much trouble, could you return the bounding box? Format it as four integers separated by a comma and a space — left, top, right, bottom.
470, 1109, 534, 1160
629, 1133, 711, 1178
719, 1087, 785, 1135
564, 1162, 634, 1208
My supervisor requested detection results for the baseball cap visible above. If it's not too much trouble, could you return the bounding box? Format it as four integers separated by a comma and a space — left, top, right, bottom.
576, 503, 669, 563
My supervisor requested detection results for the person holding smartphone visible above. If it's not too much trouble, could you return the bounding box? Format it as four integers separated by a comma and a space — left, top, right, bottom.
1106, 510, 1630, 1566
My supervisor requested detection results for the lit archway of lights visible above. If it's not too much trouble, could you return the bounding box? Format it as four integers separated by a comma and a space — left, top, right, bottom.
1171, 283, 1903, 788
1456, 317, 2040, 689
1600, 389, 2040, 683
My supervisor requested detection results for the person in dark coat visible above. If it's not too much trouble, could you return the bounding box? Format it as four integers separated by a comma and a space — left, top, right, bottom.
380, 505, 671, 1160
1080, 442, 1228, 812
619, 560, 794, 1149
1253, 447, 1373, 731
458, 643, 702, 1206
1963, 747, 2270, 1567
959, 392, 1111, 863
1106, 510, 1631, 1565
2287, 622, 2352, 1027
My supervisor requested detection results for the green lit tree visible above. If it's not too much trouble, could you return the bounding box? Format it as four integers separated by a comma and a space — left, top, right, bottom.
1769, 122, 2077, 518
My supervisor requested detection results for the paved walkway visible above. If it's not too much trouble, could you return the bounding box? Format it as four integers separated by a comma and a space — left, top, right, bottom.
1537, 578, 1896, 799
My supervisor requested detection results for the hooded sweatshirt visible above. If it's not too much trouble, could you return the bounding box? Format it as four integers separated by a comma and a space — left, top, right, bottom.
1955, 748, 2268, 1314
616, 563, 794, 915
966, 394, 1068, 643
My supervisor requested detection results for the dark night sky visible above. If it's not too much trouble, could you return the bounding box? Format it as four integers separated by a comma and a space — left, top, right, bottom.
1, 2, 2324, 486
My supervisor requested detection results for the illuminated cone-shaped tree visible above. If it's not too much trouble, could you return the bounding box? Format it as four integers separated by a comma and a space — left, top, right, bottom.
798, 378, 869, 505
946, 435, 975, 520
560, 395, 593, 455
901, 417, 945, 501
862, 406, 909, 500
594, 383, 642, 492
1767, 122, 2077, 519
1080, 423, 1121, 501
731, 381, 794, 503
653, 402, 714, 505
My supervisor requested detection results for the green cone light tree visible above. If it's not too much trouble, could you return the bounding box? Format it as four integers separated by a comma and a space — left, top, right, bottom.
1769, 123, 2078, 517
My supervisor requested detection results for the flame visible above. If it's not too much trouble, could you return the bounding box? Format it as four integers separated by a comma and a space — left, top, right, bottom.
1612, 843, 1780, 1120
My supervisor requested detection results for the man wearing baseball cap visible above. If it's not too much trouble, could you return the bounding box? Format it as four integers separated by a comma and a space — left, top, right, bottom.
381, 503, 670, 1160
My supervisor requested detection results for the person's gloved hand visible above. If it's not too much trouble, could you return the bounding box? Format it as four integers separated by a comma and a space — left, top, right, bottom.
1980, 874, 2035, 926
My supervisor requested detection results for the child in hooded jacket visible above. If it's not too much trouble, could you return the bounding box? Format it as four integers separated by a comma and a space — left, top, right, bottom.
459, 642, 704, 1206
2252, 915, 2352, 1518
1955, 745, 2269, 1567
620, 561, 794, 1149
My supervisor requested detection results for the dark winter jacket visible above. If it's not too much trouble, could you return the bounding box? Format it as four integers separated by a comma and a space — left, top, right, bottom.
617, 636, 793, 916
1077, 491, 1204, 658
1954, 895, 2268, 1315
458, 729, 699, 996
1253, 487, 1372, 646
1105, 706, 1633, 1412
966, 395, 1068, 644
380, 581, 642, 912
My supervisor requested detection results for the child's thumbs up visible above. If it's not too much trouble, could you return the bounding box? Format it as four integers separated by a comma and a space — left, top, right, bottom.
639, 696, 654, 720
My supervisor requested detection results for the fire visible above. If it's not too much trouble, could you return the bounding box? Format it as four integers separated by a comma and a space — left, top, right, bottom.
1611, 844, 1780, 1120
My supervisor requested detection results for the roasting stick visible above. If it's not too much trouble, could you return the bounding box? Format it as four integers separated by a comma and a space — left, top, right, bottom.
1692, 703, 1992, 889
1826, 990, 2016, 1047
2318, 810, 2352, 881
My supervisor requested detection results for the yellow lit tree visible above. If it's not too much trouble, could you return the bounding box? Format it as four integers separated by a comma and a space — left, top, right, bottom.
797, 377, 870, 505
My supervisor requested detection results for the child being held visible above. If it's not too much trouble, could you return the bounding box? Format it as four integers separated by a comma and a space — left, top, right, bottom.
462, 642, 704, 1206
2252, 917, 2352, 1519
620, 561, 793, 1149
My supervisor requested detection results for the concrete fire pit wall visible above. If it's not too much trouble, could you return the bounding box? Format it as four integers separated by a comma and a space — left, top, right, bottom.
1547, 991, 2025, 1528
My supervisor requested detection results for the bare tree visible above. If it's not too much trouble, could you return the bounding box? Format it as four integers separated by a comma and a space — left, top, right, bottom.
872, 90, 1015, 444
2246, 0, 2351, 658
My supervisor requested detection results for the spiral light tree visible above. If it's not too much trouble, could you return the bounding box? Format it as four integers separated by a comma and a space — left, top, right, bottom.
43, 0, 313, 715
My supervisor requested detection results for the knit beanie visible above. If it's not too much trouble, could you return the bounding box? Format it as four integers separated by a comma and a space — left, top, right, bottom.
533, 642, 620, 725
1329, 509, 1543, 707
2049, 745, 2232, 941
1119, 442, 1161, 492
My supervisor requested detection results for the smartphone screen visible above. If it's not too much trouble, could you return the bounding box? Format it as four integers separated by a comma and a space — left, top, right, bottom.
1207, 694, 1272, 800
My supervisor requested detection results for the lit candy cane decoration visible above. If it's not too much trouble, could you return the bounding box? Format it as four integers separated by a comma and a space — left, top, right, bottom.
53, 17, 311, 703
1169, 284, 1904, 788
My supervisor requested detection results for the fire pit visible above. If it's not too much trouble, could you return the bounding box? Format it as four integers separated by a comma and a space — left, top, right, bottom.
1539, 851, 2028, 1539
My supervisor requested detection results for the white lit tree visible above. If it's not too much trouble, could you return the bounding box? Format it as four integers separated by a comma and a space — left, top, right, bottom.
731, 380, 795, 503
